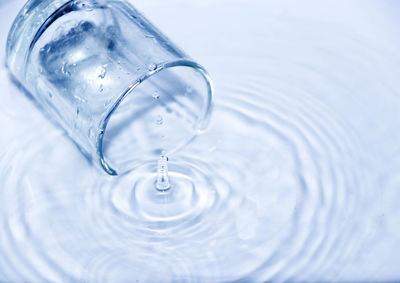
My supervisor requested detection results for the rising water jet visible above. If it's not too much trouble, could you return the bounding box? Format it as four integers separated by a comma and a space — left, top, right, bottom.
156, 155, 170, 192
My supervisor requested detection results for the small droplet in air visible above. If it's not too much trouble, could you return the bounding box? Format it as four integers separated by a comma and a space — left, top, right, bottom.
99, 84, 104, 92
76, 107, 80, 115
156, 155, 170, 191
155, 115, 164, 125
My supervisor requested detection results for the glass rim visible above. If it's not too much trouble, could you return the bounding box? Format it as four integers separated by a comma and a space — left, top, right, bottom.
97, 59, 214, 176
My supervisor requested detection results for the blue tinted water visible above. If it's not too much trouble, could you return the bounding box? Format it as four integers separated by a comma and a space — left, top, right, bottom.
1, 0, 400, 282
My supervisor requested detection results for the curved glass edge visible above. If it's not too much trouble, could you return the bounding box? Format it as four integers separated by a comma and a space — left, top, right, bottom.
97, 59, 214, 176
6, 0, 72, 80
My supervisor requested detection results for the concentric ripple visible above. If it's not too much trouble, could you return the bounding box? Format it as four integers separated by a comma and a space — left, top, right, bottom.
1, 4, 400, 282
0, 74, 373, 281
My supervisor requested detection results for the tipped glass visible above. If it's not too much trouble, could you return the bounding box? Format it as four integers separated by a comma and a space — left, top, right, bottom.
6, 0, 213, 175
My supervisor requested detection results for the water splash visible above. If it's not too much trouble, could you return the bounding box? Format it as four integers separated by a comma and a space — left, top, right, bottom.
156, 155, 170, 191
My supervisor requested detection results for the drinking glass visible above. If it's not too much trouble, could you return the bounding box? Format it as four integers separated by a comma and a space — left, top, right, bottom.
6, 0, 213, 175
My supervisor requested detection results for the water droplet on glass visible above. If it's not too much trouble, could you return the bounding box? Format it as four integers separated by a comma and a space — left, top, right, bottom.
40, 45, 51, 54
98, 65, 107, 79
152, 91, 160, 100
77, 2, 92, 11
74, 95, 88, 104
88, 127, 94, 138
148, 63, 157, 71
155, 115, 164, 125
208, 146, 217, 153
61, 63, 71, 77
52, 25, 64, 41
104, 99, 112, 107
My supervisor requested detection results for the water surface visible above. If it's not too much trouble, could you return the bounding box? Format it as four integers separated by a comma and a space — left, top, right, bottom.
1, 0, 400, 282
